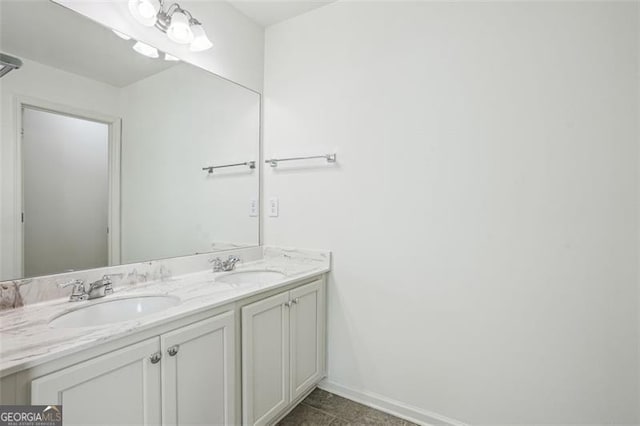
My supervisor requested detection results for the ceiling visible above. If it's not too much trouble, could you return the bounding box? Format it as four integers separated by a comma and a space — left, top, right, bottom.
0, 0, 177, 87
227, 0, 336, 27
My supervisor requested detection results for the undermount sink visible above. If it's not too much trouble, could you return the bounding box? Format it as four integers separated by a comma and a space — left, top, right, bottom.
216, 270, 285, 286
49, 295, 181, 328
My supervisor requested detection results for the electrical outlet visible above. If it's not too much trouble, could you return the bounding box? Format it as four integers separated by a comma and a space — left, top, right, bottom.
269, 197, 279, 217
249, 199, 259, 217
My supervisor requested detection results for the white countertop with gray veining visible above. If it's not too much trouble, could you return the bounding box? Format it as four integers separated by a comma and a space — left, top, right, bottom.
0, 248, 330, 377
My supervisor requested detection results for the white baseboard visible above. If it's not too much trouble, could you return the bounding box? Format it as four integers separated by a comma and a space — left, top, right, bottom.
318, 379, 468, 426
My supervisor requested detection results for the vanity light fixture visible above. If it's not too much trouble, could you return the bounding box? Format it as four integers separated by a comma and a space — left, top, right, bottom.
190, 23, 213, 52
128, 0, 160, 26
128, 0, 213, 52
165, 9, 192, 44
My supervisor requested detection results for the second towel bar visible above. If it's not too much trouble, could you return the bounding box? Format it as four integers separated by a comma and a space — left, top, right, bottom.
265, 153, 336, 168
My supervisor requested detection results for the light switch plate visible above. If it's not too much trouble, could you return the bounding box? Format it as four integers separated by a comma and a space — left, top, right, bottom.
269, 197, 279, 217
249, 199, 259, 217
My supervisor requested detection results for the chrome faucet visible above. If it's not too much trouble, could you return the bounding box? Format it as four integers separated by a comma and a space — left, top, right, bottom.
210, 255, 241, 272
87, 274, 118, 299
58, 273, 123, 302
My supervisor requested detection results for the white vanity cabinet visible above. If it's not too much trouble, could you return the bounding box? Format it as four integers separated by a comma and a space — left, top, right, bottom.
2, 271, 329, 426
30, 311, 235, 426
32, 337, 162, 426
161, 312, 235, 426
242, 279, 326, 426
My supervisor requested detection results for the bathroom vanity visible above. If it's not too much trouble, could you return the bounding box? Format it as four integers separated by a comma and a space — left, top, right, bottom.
0, 3, 330, 425
0, 247, 330, 426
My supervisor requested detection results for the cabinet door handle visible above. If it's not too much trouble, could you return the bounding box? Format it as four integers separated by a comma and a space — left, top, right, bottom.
284, 301, 293, 308
150, 351, 162, 364
167, 345, 180, 357
292, 298, 299, 304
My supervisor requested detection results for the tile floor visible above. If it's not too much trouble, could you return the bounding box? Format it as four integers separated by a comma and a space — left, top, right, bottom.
277, 388, 418, 425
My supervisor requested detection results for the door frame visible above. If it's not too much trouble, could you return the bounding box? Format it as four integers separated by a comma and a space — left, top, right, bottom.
14, 95, 122, 276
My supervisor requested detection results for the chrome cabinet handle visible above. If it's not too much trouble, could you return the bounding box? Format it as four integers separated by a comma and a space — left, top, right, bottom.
284, 299, 299, 307
167, 345, 180, 356
150, 352, 162, 364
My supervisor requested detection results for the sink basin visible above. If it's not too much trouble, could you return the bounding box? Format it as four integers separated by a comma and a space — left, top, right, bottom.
49, 295, 181, 328
216, 270, 285, 286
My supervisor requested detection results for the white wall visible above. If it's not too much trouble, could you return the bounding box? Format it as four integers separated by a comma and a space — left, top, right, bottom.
120, 63, 260, 263
53, 0, 265, 93
263, 1, 640, 424
0, 56, 121, 280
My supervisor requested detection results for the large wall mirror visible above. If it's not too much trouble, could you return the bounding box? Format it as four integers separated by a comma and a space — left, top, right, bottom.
0, 0, 260, 281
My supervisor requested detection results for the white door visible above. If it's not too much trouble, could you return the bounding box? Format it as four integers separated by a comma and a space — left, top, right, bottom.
31, 338, 162, 426
161, 312, 235, 426
242, 292, 290, 426
290, 279, 325, 400
22, 107, 109, 277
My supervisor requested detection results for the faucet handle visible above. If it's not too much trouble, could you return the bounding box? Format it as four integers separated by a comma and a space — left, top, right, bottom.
103, 284, 114, 296
209, 257, 223, 272
58, 279, 87, 301
102, 274, 120, 295
58, 279, 84, 289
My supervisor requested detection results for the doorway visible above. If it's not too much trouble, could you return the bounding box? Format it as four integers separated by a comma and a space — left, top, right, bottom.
19, 103, 120, 277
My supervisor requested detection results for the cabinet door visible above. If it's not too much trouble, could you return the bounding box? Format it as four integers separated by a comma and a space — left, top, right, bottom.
242, 291, 290, 426
161, 311, 235, 426
31, 338, 162, 426
290, 279, 325, 400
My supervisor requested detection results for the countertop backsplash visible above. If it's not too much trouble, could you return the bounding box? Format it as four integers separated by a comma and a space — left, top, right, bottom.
0, 246, 331, 311
0, 246, 264, 310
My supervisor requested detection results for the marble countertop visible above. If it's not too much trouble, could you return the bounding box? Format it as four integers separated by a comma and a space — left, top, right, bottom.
0, 249, 330, 377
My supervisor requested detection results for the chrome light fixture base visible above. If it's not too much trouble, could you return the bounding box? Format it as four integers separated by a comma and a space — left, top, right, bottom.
154, 11, 171, 32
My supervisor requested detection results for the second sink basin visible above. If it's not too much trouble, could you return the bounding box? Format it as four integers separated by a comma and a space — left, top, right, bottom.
216, 270, 285, 286
49, 295, 181, 328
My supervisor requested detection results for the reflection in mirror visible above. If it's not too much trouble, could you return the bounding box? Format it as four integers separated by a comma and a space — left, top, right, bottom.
0, 0, 260, 281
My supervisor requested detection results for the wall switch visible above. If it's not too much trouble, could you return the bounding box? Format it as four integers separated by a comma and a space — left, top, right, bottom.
269, 197, 279, 217
249, 199, 259, 217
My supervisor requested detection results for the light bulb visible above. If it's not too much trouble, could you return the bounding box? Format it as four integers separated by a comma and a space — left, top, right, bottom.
189, 23, 212, 52
112, 30, 131, 40
128, 0, 160, 27
138, 0, 157, 19
167, 11, 193, 44
133, 41, 159, 58
164, 53, 180, 61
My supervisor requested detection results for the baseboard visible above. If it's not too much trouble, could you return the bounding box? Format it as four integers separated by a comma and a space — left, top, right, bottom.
318, 379, 468, 426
